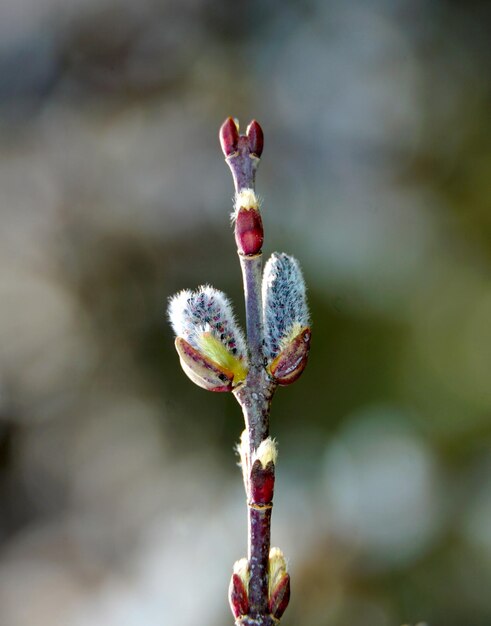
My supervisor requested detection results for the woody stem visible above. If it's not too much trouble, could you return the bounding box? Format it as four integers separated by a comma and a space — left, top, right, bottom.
227, 137, 276, 625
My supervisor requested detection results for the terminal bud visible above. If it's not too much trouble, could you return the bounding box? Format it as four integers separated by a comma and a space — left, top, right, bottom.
246, 120, 264, 158
220, 117, 240, 157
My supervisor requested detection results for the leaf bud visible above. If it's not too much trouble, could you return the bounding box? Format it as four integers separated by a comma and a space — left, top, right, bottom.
234, 188, 264, 256
220, 117, 240, 157
246, 120, 264, 158
250, 438, 277, 504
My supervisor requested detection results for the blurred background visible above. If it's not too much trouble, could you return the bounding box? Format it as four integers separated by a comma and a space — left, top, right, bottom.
1, 0, 490, 625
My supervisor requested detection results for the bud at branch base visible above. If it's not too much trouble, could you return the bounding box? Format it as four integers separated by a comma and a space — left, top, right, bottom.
268, 326, 311, 385
269, 572, 290, 619
229, 573, 249, 619
229, 558, 250, 619
175, 337, 235, 392
268, 548, 290, 620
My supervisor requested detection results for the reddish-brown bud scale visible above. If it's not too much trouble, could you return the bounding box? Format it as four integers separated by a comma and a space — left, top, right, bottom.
269, 572, 290, 619
250, 460, 275, 504
175, 337, 234, 392
269, 327, 311, 385
247, 120, 264, 158
220, 117, 240, 157
229, 573, 249, 619
235, 207, 264, 256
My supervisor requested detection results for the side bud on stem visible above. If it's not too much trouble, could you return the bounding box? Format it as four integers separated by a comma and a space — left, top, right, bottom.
238, 431, 277, 505
268, 548, 290, 620
263, 253, 311, 385
234, 189, 264, 256
229, 558, 250, 619
250, 437, 277, 505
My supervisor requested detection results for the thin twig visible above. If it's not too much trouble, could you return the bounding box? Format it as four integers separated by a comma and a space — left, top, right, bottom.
226, 127, 277, 624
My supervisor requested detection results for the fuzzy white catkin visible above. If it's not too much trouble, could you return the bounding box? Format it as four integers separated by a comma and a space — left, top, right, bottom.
168, 285, 247, 359
262, 253, 310, 360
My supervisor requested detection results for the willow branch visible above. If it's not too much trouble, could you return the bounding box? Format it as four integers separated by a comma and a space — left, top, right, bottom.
221, 120, 277, 624
169, 118, 310, 626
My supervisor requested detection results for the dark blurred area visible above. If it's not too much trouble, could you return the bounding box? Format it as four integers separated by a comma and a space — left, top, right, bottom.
1, 0, 490, 625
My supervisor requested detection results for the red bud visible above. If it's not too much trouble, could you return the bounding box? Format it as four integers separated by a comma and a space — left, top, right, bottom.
220, 117, 240, 157
247, 120, 264, 158
229, 572, 249, 619
269, 572, 290, 619
235, 207, 264, 256
250, 460, 275, 504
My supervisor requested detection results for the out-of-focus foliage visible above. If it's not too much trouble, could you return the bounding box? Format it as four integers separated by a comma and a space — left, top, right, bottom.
1, 1, 490, 625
